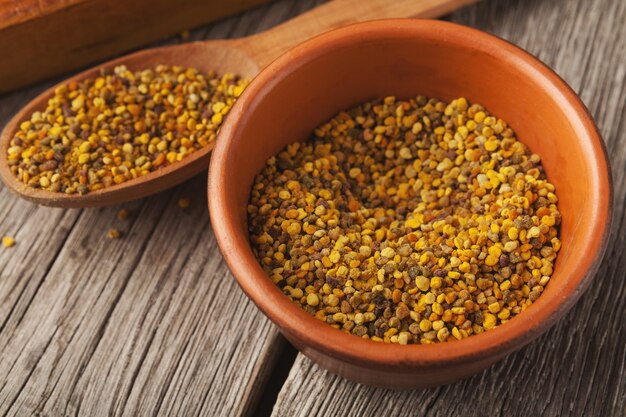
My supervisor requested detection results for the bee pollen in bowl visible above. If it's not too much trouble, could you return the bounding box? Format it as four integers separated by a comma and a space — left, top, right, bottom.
247, 95, 562, 345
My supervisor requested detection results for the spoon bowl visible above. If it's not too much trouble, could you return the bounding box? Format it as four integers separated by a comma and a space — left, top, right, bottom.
0, 41, 259, 207
0, 0, 474, 207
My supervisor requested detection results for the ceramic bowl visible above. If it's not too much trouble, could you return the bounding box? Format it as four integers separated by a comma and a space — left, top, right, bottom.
207, 19, 612, 388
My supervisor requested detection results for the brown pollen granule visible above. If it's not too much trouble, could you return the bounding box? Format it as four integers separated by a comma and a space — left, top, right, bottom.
7, 65, 249, 195
117, 208, 130, 220
247, 96, 561, 344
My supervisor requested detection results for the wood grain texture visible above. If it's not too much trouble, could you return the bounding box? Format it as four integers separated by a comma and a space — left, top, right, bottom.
0, 178, 287, 417
271, 0, 626, 416
0, 1, 328, 416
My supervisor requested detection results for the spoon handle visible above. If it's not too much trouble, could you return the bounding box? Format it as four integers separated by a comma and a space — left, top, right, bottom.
237, 0, 476, 68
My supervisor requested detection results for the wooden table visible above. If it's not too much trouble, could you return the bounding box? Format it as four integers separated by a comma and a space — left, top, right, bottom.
0, 0, 624, 416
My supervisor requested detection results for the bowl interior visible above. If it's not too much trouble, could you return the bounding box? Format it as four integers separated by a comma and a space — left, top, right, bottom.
210, 20, 610, 364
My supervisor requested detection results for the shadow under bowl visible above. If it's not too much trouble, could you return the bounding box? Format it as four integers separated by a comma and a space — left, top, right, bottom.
208, 19, 612, 388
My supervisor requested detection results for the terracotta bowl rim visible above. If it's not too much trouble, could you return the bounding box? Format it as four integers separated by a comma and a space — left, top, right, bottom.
208, 19, 612, 370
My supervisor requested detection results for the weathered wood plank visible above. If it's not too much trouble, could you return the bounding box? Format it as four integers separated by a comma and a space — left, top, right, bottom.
0, 177, 287, 417
0, 1, 325, 416
271, 0, 626, 416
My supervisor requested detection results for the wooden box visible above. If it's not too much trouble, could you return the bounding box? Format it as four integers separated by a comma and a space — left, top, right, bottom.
0, 0, 271, 93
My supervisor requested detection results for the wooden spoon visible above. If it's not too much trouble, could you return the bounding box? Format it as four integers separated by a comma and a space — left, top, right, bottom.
0, 0, 474, 207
